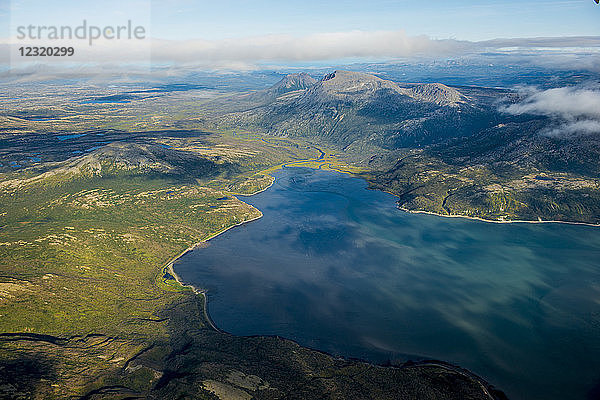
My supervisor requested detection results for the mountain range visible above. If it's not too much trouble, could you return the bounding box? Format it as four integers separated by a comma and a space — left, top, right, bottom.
217, 70, 600, 223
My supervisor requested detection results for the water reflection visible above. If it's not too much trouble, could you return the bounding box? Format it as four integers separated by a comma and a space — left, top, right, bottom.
175, 167, 600, 400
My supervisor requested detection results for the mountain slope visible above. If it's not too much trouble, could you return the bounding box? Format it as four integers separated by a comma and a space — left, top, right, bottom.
223, 70, 495, 150
368, 118, 600, 224
219, 70, 600, 224
268, 72, 317, 95
0, 130, 504, 399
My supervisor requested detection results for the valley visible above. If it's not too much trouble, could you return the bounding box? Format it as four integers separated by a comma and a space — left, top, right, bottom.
1, 68, 599, 399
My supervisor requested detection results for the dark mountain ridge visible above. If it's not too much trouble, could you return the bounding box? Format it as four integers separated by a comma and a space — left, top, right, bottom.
223, 70, 498, 149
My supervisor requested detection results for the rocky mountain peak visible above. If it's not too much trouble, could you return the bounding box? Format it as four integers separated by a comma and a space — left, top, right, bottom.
409, 83, 464, 105
270, 73, 317, 95
301, 70, 399, 103
319, 70, 385, 85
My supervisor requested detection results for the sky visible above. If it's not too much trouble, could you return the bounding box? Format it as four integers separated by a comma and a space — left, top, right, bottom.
1, 0, 599, 70
150, 0, 600, 41
2, 0, 599, 41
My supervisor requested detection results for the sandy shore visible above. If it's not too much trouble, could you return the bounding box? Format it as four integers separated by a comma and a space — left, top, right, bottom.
398, 206, 600, 227
163, 211, 264, 284
163, 172, 599, 300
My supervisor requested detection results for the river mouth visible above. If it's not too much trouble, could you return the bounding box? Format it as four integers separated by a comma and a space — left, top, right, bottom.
174, 167, 600, 400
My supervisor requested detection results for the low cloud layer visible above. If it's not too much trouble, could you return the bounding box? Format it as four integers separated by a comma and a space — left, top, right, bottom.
2, 30, 599, 72
148, 34, 600, 68
150, 31, 473, 64
1, 30, 471, 67
502, 85, 600, 138
480, 36, 600, 49
542, 120, 600, 138
503, 86, 600, 119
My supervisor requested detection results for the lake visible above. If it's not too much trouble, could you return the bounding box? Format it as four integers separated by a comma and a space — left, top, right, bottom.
174, 167, 600, 400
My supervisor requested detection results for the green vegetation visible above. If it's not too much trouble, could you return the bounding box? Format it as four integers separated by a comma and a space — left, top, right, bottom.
14, 73, 592, 397
0, 121, 498, 399
366, 152, 600, 224
3, 68, 599, 399
208, 71, 600, 225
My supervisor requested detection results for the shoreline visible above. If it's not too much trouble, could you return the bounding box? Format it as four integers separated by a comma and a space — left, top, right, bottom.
158, 167, 506, 398
158, 160, 329, 333
159, 165, 596, 396
367, 184, 600, 228
398, 206, 600, 227
402, 361, 495, 400
161, 211, 264, 332
229, 175, 276, 197
162, 167, 599, 331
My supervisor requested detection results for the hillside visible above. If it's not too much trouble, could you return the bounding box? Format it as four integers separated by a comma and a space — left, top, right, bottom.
267, 72, 318, 96
222, 71, 499, 150
0, 131, 502, 399
217, 71, 600, 224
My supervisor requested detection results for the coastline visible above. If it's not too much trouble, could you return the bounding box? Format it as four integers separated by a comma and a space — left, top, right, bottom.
229, 174, 276, 197
161, 202, 265, 332
156, 167, 509, 398
162, 211, 264, 286
161, 164, 600, 362
158, 164, 344, 333
162, 178, 274, 291
158, 168, 503, 399
402, 361, 495, 400
398, 206, 600, 227
163, 167, 599, 309
366, 183, 600, 228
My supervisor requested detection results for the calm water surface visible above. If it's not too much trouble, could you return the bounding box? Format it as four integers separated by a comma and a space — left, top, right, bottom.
175, 167, 600, 400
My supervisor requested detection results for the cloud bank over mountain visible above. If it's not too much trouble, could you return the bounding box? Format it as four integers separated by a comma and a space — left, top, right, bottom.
503, 85, 600, 137
150, 31, 474, 64
504, 86, 600, 119
148, 32, 600, 68
2, 30, 599, 72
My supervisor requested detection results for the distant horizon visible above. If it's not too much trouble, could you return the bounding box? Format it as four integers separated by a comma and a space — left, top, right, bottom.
1, 0, 599, 72
2, 34, 599, 76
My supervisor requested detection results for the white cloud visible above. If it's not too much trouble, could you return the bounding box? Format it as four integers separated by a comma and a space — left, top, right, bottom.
0, 30, 472, 72
1, 30, 476, 73
1, 31, 599, 74
542, 120, 600, 138
149, 31, 473, 64
480, 36, 600, 49
502, 85, 600, 119
502, 85, 600, 138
